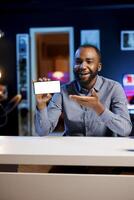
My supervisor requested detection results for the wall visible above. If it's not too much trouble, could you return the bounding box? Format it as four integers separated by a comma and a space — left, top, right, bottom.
0, 5, 134, 135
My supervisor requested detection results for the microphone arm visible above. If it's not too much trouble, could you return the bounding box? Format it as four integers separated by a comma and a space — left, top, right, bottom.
0, 94, 22, 127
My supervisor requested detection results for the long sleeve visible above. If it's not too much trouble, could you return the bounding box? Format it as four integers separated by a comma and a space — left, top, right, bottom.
34, 93, 62, 136
34, 77, 132, 137
99, 82, 132, 136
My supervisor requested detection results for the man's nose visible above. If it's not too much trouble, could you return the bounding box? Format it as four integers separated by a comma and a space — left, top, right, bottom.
80, 61, 87, 69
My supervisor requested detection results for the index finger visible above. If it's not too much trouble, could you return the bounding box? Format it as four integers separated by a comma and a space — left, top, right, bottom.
69, 95, 90, 101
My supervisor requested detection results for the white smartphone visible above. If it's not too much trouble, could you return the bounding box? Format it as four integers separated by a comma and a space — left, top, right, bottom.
33, 81, 61, 94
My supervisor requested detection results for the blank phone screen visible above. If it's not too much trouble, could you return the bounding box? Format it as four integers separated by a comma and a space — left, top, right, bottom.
34, 81, 61, 94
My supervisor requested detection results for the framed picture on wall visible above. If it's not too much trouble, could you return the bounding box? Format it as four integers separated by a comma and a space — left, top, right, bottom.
80, 30, 100, 49
121, 30, 134, 50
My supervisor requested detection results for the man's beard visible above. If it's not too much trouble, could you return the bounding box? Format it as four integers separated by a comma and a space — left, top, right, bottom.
73, 69, 98, 86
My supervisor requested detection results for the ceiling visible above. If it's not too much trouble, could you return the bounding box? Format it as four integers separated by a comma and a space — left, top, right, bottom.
0, 0, 134, 12
1, 0, 134, 6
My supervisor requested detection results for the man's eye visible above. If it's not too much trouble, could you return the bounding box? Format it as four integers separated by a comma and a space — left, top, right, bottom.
87, 60, 93, 64
75, 60, 82, 64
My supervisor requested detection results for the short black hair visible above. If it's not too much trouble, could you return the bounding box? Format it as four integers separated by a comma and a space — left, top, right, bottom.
77, 44, 102, 62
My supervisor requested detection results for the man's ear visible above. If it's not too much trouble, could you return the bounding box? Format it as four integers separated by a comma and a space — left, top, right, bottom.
98, 63, 102, 72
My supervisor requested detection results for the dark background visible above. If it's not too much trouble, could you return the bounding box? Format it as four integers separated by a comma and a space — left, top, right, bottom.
0, 0, 134, 135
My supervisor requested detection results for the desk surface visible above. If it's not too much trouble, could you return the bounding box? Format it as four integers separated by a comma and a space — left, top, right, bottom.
0, 136, 134, 166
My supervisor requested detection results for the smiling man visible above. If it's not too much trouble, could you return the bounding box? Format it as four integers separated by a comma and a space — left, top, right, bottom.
34, 44, 132, 137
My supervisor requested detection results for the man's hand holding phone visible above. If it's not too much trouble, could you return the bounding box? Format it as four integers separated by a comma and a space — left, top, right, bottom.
33, 77, 60, 110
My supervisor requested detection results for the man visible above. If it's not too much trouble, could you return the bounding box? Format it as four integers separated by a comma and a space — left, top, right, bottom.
34, 44, 132, 137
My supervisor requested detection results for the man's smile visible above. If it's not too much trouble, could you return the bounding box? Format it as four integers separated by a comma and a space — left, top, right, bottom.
79, 72, 91, 78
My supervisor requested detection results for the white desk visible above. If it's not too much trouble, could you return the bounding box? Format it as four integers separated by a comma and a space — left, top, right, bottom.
0, 136, 134, 200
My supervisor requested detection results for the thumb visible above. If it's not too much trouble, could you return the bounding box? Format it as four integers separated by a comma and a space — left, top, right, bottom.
91, 88, 98, 97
